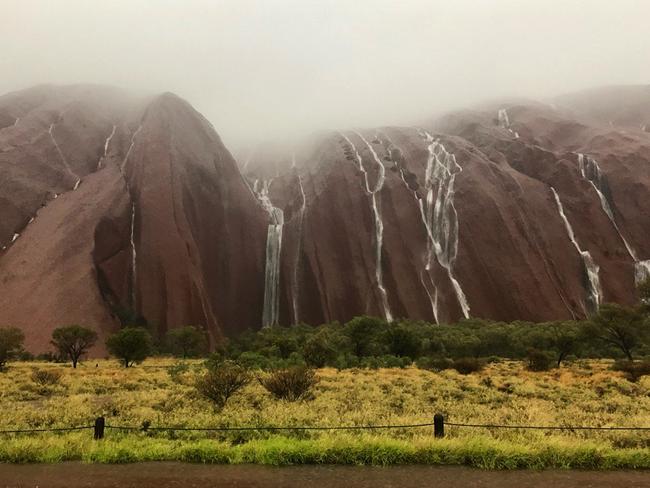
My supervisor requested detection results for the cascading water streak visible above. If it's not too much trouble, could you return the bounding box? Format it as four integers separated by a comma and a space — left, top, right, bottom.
340, 132, 393, 322
291, 173, 307, 324
254, 179, 284, 327
121, 126, 142, 173
497, 108, 519, 138
380, 130, 441, 322
130, 203, 137, 309
49, 123, 80, 189
421, 130, 470, 319
577, 153, 648, 284
551, 187, 602, 313
97, 125, 117, 170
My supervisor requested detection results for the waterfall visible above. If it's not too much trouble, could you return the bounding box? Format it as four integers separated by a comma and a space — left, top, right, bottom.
421, 131, 470, 319
49, 123, 80, 189
254, 179, 284, 327
11, 233, 19, 243
577, 153, 649, 284
636, 260, 650, 284
497, 108, 519, 138
291, 173, 307, 324
97, 125, 117, 170
119, 126, 143, 313
379, 131, 441, 322
551, 187, 602, 313
340, 132, 393, 322
130, 202, 138, 309
121, 126, 142, 172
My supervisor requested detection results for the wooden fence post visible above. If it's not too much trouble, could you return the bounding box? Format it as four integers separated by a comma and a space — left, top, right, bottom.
94, 417, 105, 440
434, 413, 444, 438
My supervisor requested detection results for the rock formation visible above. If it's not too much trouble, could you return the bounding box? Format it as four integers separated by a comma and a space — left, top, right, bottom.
1, 84, 649, 352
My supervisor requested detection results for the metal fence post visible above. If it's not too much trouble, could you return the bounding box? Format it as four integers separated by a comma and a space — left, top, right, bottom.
94, 417, 105, 440
434, 413, 444, 438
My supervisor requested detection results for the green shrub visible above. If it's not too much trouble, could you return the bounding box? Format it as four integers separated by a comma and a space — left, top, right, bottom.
196, 361, 251, 409
259, 366, 318, 401
416, 357, 453, 371
526, 348, 554, 372
451, 357, 484, 375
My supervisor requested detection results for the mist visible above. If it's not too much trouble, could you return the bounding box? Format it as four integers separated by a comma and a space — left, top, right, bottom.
2, 0, 650, 151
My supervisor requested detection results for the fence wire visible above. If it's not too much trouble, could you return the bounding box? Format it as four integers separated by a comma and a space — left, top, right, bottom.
1, 420, 648, 435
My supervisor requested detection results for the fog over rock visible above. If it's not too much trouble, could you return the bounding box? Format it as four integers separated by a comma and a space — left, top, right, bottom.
1, 84, 649, 352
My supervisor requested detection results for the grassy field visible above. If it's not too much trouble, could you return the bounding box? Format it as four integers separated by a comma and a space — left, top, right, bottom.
0, 359, 648, 468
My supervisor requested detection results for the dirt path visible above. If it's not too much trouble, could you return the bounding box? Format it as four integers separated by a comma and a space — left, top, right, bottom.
1, 463, 648, 488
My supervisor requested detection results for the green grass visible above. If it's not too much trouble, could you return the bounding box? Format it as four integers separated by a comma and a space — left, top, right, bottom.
0, 359, 648, 468
0, 434, 648, 469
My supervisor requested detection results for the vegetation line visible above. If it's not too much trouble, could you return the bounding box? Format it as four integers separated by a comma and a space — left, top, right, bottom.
0, 426, 91, 434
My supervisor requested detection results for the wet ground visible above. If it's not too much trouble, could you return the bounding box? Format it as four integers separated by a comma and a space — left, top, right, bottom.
0, 463, 648, 488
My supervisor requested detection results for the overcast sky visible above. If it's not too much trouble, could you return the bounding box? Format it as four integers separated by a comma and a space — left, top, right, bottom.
2, 0, 650, 150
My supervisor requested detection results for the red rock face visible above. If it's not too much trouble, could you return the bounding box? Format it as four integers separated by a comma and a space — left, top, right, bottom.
1, 84, 649, 353
0, 85, 267, 352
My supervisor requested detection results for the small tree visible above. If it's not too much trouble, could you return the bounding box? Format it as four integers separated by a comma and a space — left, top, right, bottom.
547, 322, 580, 367
587, 304, 647, 360
0, 327, 25, 371
166, 325, 207, 358
302, 329, 338, 367
344, 316, 387, 357
106, 327, 152, 368
384, 324, 422, 358
51, 325, 98, 368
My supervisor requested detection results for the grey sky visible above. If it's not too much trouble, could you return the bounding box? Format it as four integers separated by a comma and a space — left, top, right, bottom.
2, 0, 649, 150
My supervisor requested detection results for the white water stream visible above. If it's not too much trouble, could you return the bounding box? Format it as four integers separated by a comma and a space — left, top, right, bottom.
497, 108, 519, 138
254, 179, 284, 327
340, 132, 393, 322
551, 187, 602, 313
577, 153, 649, 285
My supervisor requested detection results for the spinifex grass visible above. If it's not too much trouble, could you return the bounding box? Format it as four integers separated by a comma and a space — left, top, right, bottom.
0, 359, 648, 467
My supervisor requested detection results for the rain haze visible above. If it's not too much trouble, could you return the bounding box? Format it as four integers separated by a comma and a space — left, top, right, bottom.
2, 0, 650, 151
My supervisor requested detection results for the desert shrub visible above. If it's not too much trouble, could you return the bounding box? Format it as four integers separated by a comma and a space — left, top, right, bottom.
258, 366, 318, 401
167, 361, 191, 384
416, 357, 453, 371
526, 348, 554, 372
195, 361, 251, 409
451, 357, 484, 374
30, 368, 63, 386
235, 351, 272, 370
612, 359, 650, 382
359, 355, 411, 369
